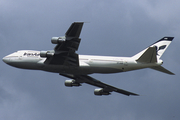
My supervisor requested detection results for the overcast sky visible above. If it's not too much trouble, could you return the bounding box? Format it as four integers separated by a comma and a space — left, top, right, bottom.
1, 0, 180, 120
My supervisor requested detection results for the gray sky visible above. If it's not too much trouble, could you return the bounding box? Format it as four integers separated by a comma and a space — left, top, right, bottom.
1, 0, 180, 120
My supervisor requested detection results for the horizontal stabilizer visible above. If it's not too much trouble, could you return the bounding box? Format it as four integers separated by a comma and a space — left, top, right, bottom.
136, 47, 157, 63
151, 66, 175, 75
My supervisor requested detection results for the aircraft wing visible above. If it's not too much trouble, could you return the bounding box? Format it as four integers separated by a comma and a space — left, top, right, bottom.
45, 22, 84, 66
60, 74, 139, 96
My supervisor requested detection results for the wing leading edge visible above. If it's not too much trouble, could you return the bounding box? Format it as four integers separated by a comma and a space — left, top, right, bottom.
60, 74, 139, 96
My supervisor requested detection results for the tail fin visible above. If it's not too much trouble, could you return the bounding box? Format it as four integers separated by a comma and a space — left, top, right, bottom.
132, 37, 174, 60
132, 37, 175, 75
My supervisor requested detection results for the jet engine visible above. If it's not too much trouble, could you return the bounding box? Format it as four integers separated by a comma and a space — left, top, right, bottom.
65, 79, 81, 87
51, 37, 65, 44
94, 88, 111, 96
40, 51, 54, 58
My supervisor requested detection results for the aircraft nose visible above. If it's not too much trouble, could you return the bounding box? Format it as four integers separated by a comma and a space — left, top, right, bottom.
2, 56, 10, 64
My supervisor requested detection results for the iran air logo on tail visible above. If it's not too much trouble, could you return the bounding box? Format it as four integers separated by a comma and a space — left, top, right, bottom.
155, 45, 166, 56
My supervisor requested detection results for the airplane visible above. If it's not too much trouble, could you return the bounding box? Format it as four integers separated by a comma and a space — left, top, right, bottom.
2, 22, 175, 96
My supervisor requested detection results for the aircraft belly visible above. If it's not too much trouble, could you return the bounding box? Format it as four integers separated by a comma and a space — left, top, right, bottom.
40, 59, 159, 74
80, 61, 124, 74
41, 59, 159, 74
41, 63, 122, 74
88, 67, 122, 74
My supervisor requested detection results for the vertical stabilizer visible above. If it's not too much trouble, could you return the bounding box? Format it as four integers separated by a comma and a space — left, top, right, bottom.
132, 37, 174, 60
132, 37, 174, 75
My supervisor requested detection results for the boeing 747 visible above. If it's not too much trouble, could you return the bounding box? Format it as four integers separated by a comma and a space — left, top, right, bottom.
2, 22, 174, 96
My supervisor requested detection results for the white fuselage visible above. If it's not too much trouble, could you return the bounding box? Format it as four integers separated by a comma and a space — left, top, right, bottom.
2, 50, 162, 75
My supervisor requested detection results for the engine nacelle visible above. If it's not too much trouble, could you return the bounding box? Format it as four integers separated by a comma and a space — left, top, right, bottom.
94, 88, 111, 96
65, 79, 81, 87
40, 51, 54, 58
51, 37, 65, 44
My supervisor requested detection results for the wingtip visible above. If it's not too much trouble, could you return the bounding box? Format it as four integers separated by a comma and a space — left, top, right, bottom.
170, 71, 175, 75
133, 94, 140, 96
129, 93, 140, 96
